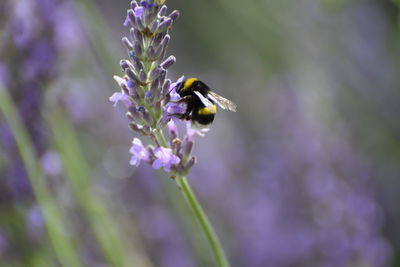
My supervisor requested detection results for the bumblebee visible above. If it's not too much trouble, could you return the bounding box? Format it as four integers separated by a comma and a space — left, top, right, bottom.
173, 78, 237, 125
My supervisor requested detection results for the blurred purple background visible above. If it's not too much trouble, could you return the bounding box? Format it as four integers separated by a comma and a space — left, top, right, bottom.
1, 0, 400, 266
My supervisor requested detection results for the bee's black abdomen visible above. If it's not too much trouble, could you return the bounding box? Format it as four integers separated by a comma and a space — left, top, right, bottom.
193, 114, 215, 125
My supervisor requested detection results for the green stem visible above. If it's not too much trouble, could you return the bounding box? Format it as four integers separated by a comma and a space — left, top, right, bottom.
153, 128, 168, 147
175, 176, 230, 267
0, 86, 83, 267
153, 129, 230, 267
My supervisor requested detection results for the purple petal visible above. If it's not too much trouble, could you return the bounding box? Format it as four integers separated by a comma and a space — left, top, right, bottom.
151, 147, 180, 172
186, 122, 209, 142
134, 6, 144, 17
167, 119, 178, 136
154, 149, 165, 162
113, 75, 126, 86
129, 138, 150, 161
163, 164, 172, 172
129, 144, 143, 155
166, 102, 186, 115
170, 154, 180, 164
109, 92, 130, 107
123, 15, 130, 26
129, 155, 141, 166
152, 159, 163, 169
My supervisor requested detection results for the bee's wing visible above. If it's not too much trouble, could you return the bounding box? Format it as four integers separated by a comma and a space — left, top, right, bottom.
193, 91, 214, 107
207, 91, 237, 112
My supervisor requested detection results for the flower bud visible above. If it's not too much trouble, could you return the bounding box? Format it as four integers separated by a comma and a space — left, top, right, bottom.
130, 1, 138, 9
120, 59, 131, 71
158, 5, 167, 17
139, 69, 147, 83
183, 136, 194, 157
126, 112, 135, 121
145, 90, 154, 105
158, 70, 166, 86
161, 33, 170, 44
149, 20, 159, 33
127, 80, 140, 103
146, 45, 155, 59
130, 28, 143, 43
122, 37, 133, 50
169, 10, 180, 21
138, 106, 152, 125
162, 79, 171, 96
126, 68, 138, 81
133, 42, 143, 57
135, 15, 145, 31
152, 33, 164, 48
149, 67, 161, 80
156, 17, 172, 33
153, 79, 164, 101
127, 10, 136, 27
121, 83, 130, 95
129, 122, 144, 133
151, 35, 169, 61
150, 77, 160, 94
152, 45, 163, 60
142, 125, 151, 135
132, 57, 144, 73
184, 156, 196, 170
143, 8, 157, 26
160, 55, 175, 69
128, 106, 143, 122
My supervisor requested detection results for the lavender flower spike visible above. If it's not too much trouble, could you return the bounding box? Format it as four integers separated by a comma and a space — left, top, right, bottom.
110, 0, 197, 176
110, 1, 230, 266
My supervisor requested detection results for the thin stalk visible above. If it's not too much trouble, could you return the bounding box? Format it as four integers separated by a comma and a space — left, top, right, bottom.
0, 86, 83, 267
153, 130, 230, 267
175, 176, 230, 267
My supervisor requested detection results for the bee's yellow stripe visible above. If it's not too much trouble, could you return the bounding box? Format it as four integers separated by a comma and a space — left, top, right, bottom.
183, 78, 198, 89
198, 104, 216, 115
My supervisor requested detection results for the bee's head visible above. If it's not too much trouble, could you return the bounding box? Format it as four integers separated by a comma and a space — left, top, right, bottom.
176, 78, 199, 95
175, 81, 184, 94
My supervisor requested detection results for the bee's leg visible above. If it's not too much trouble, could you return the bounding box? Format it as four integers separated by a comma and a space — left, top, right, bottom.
170, 103, 192, 121
170, 95, 193, 104
170, 113, 186, 119
170, 111, 192, 121
170, 113, 192, 122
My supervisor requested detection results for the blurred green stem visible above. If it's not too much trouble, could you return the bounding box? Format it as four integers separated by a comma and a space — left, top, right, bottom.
48, 108, 152, 267
153, 130, 230, 267
72, 0, 121, 77
0, 85, 82, 267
